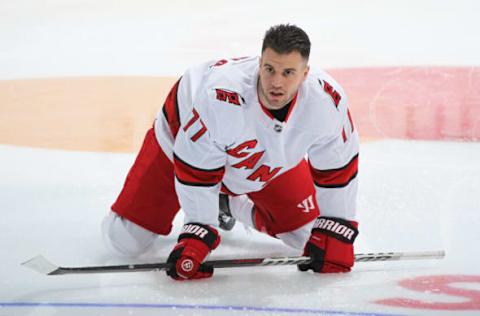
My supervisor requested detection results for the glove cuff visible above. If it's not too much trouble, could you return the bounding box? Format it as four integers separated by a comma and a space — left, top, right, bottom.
311, 217, 358, 244
178, 222, 220, 250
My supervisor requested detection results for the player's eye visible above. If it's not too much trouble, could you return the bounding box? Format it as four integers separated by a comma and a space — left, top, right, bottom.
265, 66, 274, 74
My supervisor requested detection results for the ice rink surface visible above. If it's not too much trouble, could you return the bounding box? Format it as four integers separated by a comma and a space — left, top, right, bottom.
1, 1, 480, 315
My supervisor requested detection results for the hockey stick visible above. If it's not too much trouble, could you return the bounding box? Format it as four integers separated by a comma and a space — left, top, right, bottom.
22, 250, 445, 276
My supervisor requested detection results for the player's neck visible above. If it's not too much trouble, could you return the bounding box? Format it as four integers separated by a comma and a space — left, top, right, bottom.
261, 98, 291, 111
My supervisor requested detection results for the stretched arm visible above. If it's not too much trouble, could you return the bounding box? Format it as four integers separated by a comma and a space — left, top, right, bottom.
301, 92, 360, 273
167, 105, 227, 280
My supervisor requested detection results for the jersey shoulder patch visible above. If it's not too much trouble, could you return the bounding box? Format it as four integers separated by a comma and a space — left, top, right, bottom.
191, 86, 246, 149
301, 70, 349, 136
198, 58, 257, 145
306, 69, 346, 108
213, 88, 245, 106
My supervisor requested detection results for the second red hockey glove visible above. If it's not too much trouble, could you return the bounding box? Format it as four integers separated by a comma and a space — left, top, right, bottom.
298, 216, 359, 273
166, 223, 220, 280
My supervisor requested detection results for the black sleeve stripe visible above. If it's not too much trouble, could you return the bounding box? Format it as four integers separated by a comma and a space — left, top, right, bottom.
175, 175, 220, 187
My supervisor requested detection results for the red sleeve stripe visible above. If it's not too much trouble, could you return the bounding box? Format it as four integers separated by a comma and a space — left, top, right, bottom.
342, 128, 347, 143
174, 154, 225, 187
310, 153, 359, 188
347, 109, 355, 132
162, 78, 182, 138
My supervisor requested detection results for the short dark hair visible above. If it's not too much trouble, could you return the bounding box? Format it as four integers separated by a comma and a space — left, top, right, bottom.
262, 24, 311, 60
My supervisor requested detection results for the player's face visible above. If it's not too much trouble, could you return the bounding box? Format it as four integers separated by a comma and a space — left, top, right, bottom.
258, 47, 309, 110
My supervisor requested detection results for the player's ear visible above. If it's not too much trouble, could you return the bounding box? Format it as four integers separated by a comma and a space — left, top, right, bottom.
302, 65, 310, 82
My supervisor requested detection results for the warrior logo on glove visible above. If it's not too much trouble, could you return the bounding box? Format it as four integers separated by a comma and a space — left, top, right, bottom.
312, 217, 358, 243
298, 216, 359, 273
183, 224, 210, 238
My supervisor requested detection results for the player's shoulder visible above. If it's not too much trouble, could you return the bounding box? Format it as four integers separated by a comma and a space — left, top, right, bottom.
194, 57, 258, 145
181, 56, 257, 99
205, 56, 258, 94
203, 57, 257, 114
299, 67, 349, 134
304, 67, 347, 108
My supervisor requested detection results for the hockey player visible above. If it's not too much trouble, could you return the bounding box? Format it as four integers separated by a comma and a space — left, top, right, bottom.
102, 24, 359, 280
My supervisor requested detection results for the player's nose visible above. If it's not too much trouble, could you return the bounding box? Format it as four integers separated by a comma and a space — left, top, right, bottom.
270, 73, 283, 88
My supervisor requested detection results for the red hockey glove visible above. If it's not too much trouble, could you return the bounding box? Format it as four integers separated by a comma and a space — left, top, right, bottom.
298, 217, 359, 273
166, 223, 220, 280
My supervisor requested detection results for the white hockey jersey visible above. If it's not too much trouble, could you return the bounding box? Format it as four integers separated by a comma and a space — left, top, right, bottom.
154, 57, 359, 227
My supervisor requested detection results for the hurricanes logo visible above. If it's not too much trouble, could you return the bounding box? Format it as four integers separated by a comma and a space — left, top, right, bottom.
215, 89, 243, 106
181, 259, 194, 272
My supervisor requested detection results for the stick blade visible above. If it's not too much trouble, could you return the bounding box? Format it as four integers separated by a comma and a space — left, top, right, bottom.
22, 255, 59, 275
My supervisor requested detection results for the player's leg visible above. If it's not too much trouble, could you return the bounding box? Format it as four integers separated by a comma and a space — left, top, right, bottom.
276, 221, 315, 249
228, 159, 319, 249
102, 127, 180, 256
226, 194, 255, 228
101, 211, 158, 257
225, 194, 314, 249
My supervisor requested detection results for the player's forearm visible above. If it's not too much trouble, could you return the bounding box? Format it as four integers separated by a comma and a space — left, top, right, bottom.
313, 179, 358, 220
174, 179, 223, 227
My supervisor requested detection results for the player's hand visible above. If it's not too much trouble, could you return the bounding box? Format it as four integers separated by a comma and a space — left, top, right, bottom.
166, 223, 220, 280
298, 217, 359, 273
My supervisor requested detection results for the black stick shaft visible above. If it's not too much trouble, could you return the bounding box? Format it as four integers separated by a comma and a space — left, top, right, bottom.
47, 251, 445, 275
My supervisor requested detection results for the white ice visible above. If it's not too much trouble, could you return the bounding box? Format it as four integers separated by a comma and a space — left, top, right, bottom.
2, 141, 480, 316
1, 1, 480, 315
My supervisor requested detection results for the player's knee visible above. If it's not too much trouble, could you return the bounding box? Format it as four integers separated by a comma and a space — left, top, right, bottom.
277, 220, 315, 250
229, 195, 255, 227
101, 211, 158, 257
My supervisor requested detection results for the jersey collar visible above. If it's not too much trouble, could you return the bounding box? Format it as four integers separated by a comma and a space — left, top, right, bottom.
257, 91, 299, 123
